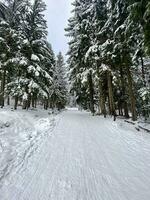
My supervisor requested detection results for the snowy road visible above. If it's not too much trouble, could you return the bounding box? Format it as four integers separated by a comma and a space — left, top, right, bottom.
1, 109, 150, 200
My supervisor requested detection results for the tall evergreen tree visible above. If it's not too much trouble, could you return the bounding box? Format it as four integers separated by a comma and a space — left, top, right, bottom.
49, 52, 67, 110
66, 0, 149, 120
0, 0, 66, 110
0, 0, 26, 107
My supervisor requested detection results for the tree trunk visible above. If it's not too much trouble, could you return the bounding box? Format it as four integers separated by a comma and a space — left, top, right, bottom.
99, 80, 106, 117
107, 71, 115, 115
126, 66, 137, 121
44, 99, 48, 110
140, 56, 146, 86
97, 65, 106, 117
0, 69, 6, 108
120, 66, 129, 118
35, 99, 37, 108
7, 96, 10, 106
124, 102, 129, 118
14, 96, 18, 110
22, 100, 27, 109
27, 94, 31, 109
88, 72, 95, 114
32, 94, 36, 108
34, 94, 37, 108
43, 97, 48, 110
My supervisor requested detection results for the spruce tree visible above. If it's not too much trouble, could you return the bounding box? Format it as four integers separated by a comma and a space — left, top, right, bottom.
49, 52, 67, 110
0, 0, 25, 107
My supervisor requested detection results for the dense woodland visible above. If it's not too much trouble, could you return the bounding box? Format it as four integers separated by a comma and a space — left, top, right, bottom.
66, 0, 150, 121
0, 0, 149, 121
0, 0, 67, 110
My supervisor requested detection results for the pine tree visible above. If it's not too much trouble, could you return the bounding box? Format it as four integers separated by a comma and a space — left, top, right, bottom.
101, 0, 137, 120
0, 0, 60, 110
0, 0, 26, 107
83, 0, 108, 116
8, 0, 53, 109
66, 0, 149, 120
128, 0, 150, 55
49, 52, 67, 110
66, 0, 96, 114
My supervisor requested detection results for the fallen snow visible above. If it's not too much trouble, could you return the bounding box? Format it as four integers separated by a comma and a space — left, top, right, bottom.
0, 109, 150, 200
0, 107, 56, 190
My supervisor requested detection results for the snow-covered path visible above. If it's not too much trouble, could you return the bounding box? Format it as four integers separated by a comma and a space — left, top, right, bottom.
1, 109, 150, 200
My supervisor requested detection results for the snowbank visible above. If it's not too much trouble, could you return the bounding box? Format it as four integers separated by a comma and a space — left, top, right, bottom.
0, 107, 56, 187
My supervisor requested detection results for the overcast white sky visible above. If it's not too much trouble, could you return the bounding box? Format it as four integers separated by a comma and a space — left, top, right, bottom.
44, 0, 73, 56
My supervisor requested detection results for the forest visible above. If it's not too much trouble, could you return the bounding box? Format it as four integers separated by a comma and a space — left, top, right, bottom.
0, 0, 149, 121
66, 0, 150, 121
0, 0, 67, 111
0, 1, 150, 199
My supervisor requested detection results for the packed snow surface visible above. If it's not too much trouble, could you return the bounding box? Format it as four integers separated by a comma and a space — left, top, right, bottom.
0, 108, 150, 200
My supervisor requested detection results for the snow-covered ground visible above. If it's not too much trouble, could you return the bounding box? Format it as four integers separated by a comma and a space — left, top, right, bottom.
0, 107, 57, 190
0, 108, 150, 200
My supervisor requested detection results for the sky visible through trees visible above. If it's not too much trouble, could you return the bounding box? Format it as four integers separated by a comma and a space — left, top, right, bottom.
44, 0, 73, 55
